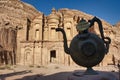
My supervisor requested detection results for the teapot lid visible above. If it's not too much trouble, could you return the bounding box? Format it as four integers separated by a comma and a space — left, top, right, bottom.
76, 18, 90, 32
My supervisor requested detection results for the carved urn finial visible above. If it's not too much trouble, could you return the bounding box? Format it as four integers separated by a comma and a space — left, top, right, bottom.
76, 18, 90, 32
51, 7, 56, 14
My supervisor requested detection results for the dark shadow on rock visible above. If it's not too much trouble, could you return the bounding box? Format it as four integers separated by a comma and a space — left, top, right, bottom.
0, 70, 32, 80
15, 72, 72, 80
14, 70, 119, 80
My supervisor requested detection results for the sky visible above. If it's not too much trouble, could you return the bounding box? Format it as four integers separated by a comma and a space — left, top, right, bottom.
21, 0, 120, 25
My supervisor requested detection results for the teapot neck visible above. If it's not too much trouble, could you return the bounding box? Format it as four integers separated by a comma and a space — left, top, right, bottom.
79, 29, 88, 34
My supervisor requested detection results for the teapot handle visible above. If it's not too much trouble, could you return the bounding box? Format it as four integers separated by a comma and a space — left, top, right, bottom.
88, 17, 111, 54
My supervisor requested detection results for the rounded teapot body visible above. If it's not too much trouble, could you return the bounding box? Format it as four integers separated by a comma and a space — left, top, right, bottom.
70, 33, 106, 67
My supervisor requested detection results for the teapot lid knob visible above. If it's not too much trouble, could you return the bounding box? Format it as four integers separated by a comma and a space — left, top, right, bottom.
76, 18, 90, 32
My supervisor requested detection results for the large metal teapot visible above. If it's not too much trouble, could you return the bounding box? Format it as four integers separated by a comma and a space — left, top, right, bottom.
56, 17, 111, 75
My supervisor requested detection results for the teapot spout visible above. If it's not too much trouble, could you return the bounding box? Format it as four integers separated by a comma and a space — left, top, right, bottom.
56, 28, 70, 54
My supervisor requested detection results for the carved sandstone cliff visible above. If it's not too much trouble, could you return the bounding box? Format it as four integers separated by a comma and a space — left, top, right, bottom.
0, 0, 119, 66
0, 0, 41, 28
111, 22, 120, 60
0, 0, 42, 65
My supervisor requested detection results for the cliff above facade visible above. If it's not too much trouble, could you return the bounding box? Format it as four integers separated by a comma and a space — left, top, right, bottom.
0, 0, 120, 62
0, 0, 42, 28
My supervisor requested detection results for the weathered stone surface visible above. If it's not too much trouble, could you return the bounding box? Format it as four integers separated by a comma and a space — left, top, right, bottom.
0, 1, 39, 25
111, 22, 120, 62
0, 0, 119, 66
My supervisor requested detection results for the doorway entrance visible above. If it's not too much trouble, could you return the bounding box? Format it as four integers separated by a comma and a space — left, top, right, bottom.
50, 50, 56, 63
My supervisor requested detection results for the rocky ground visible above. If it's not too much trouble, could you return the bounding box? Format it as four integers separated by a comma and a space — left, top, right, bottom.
0, 64, 119, 80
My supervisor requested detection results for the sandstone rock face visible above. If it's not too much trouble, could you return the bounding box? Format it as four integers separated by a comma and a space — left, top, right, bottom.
0, 0, 41, 28
0, 0, 42, 65
0, 0, 119, 67
111, 22, 120, 61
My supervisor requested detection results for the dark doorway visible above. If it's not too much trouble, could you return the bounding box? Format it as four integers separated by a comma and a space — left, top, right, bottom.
50, 50, 56, 63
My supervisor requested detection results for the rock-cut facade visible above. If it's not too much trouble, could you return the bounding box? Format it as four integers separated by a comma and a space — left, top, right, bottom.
0, 0, 119, 67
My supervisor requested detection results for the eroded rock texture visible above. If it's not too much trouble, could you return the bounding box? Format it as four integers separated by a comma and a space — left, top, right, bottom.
0, 0, 119, 66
